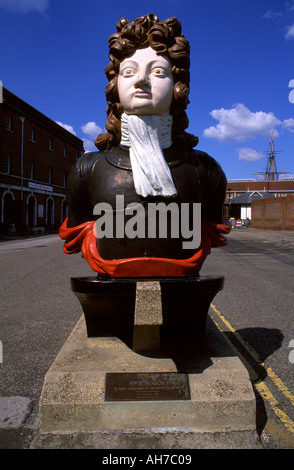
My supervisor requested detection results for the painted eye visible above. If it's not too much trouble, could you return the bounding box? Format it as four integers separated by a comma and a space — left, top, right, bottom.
121, 68, 136, 77
152, 68, 165, 76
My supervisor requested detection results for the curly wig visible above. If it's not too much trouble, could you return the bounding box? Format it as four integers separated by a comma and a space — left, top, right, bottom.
95, 14, 198, 151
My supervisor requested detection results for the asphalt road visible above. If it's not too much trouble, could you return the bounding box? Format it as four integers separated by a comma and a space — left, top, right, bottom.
0, 233, 93, 449
0, 228, 293, 449
201, 227, 294, 449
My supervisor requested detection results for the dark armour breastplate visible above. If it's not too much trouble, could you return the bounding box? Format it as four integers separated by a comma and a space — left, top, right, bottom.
87, 145, 204, 260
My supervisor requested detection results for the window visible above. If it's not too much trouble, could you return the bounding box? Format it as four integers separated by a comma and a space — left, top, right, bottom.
28, 160, 34, 180
5, 152, 11, 174
30, 127, 36, 142
49, 167, 53, 184
63, 172, 67, 187
49, 137, 53, 151
6, 114, 12, 131
63, 145, 67, 158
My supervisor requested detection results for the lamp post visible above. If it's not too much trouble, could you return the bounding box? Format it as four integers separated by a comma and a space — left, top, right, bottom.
228, 188, 231, 218
20, 116, 25, 201
20, 116, 26, 233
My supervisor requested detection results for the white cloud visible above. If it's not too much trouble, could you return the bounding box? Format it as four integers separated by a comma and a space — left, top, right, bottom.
279, 173, 294, 180
56, 121, 77, 135
263, 5, 294, 41
0, 0, 49, 14
282, 118, 294, 133
285, 24, 294, 40
55, 121, 104, 152
237, 148, 264, 162
81, 122, 104, 153
81, 121, 103, 140
262, 10, 283, 19
83, 138, 97, 153
203, 103, 281, 142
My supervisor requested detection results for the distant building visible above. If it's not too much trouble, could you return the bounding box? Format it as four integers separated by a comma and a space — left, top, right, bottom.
225, 179, 294, 220
251, 194, 294, 230
0, 85, 84, 233
226, 190, 275, 220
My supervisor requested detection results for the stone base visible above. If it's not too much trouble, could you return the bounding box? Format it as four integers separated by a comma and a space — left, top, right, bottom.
33, 428, 261, 449
32, 315, 262, 449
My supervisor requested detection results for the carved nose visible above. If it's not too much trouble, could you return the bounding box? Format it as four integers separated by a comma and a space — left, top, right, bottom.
134, 71, 150, 88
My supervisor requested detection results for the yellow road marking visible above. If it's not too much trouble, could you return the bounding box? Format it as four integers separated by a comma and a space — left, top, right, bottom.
210, 303, 294, 399
255, 381, 294, 435
266, 367, 294, 407
210, 303, 294, 436
265, 418, 294, 448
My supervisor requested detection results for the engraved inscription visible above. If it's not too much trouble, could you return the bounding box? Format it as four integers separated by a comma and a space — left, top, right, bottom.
105, 372, 190, 401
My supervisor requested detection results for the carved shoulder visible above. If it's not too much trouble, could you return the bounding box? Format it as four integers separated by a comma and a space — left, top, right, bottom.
190, 149, 227, 223
66, 151, 101, 227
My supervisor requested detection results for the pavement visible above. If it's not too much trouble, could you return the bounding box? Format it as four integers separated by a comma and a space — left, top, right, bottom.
0, 228, 293, 449
0, 232, 93, 448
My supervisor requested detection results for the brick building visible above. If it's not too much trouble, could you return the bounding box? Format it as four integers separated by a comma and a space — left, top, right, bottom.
225, 178, 294, 220
0, 85, 84, 233
251, 194, 294, 230
226, 179, 294, 198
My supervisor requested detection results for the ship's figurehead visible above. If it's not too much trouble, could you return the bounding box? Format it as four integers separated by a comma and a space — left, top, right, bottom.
59, 14, 230, 277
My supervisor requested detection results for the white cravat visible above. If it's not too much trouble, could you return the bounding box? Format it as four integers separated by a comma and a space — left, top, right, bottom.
120, 113, 177, 198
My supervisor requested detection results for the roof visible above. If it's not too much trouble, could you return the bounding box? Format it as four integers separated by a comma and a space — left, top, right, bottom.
227, 191, 275, 205
2, 87, 84, 150
227, 180, 294, 191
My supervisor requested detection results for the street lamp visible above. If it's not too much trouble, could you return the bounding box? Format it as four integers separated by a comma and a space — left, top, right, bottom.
20, 116, 25, 201
228, 188, 232, 218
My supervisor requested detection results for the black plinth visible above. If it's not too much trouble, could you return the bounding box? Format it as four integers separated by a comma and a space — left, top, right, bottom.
71, 275, 224, 349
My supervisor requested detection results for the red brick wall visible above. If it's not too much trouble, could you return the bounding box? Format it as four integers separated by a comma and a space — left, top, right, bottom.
251, 195, 294, 230
0, 87, 84, 231
227, 180, 294, 194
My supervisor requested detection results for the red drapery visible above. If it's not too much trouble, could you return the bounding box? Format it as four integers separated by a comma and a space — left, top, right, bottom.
59, 218, 231, 277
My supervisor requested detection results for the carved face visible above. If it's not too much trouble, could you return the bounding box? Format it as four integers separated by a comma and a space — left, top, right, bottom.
117, 47, 174, 116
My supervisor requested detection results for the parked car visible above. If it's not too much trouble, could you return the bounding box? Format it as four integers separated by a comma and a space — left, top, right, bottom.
228, 217, 251, 228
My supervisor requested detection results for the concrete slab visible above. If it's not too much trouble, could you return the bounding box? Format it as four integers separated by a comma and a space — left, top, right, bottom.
0, 396, 31, 429
133, 281, 162, 353
32, 315, 262, 448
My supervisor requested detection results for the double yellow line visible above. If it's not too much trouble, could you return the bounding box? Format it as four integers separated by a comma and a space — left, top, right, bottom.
210, 303, 294, 439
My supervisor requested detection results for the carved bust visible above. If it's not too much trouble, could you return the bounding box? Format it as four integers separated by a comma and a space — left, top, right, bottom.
59, 14, 230, 277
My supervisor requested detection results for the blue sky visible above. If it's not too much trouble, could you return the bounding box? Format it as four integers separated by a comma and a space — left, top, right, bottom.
0, 0, 294, 180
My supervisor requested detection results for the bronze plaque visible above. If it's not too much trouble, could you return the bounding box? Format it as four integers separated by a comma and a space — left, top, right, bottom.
105, 372, 190, 401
